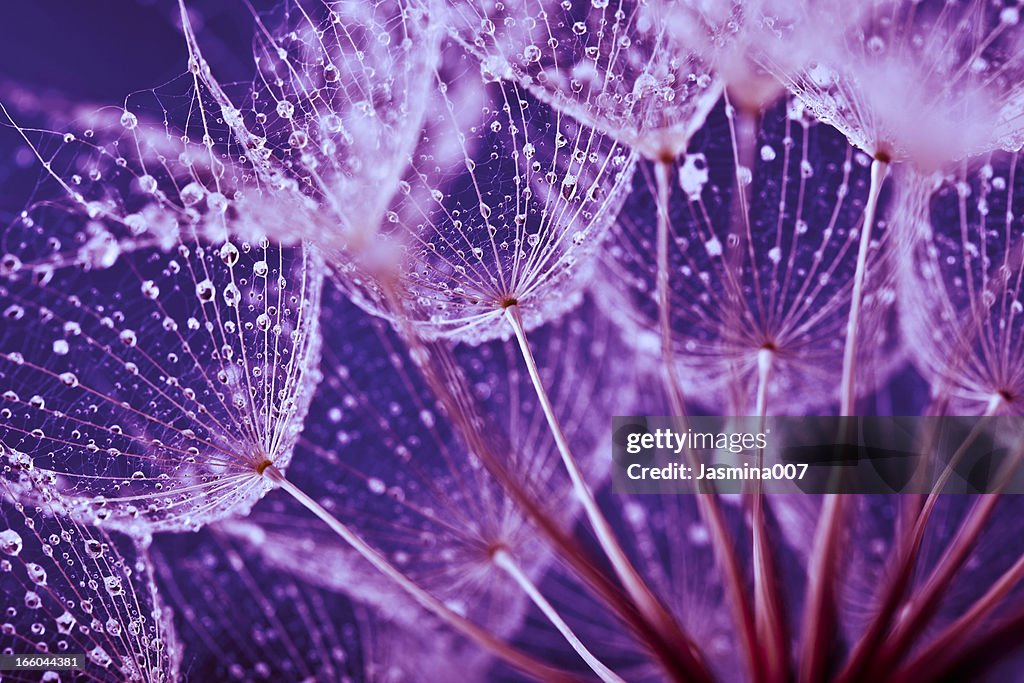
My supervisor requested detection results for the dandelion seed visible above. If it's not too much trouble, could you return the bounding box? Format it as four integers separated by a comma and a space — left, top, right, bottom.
238, 285, 644, 680
341, 42, 635, 344
600, 97, 900, 414
897, 150, 1024, 415
183, 0, 443, 259
769, 0, 1024, 165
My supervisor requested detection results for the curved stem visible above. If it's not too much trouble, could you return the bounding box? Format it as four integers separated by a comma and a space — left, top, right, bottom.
503, 305, 706, 675
863, 408, 1023, 677
493, 548, 626, 683
839, 157, 889, 415
262, 466, 574, 682
377, 286, 705, 683
893, 606, 1024, 683
373, 280, 703, 681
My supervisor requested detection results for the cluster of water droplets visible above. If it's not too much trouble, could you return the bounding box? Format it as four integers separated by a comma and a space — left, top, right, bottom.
0, 471, 179, 681
235, 0, 443, 255
450, 0, 723, 161
770, 0, 1024, 164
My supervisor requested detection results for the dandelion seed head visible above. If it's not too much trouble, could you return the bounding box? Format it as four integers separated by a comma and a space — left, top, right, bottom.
897, 151, 1024, 414
598, 97, 902, 412
243, 284, 634, 636
0, 110, 325, 533
333, 42, 636, 343
231, 0, 444, 260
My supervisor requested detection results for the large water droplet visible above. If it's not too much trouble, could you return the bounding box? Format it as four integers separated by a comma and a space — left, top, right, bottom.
0, 530, 23, 556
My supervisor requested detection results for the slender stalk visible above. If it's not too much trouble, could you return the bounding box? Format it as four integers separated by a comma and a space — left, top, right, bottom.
802, 160, 888, 681
754, 348, 772, 423
262, 465, 574, 682
654, 160, 688, 416
750, 349, 788, 683
493, 548, 626, 683
652, 158, 763, 682
839, 157, 889, 415
503, 305, 698, 663
797, 496, 846, 683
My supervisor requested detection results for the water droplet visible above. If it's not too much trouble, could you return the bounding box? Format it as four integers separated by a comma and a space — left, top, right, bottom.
678, 153, 709, 200
253, 260, 269, 278
208, 192, 229, 214
180, 182, 205, 207
276, 100, 295, 119
0, 253, 22, 275
26, 563, 46, 585
24, 591, 41, 609
88, 646, 112, 668
104, 575, 124, 597
0, 530, 22, 556
195, 279, 216, 303
52, 339, 69, 356
705, 236, 723, 257
119, 110, 138, 130
223, 283, 241, 307
523, 45, 542, 63
55, 610, 77, 635
139, 174, 158, 193
220, 243, 240, 267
